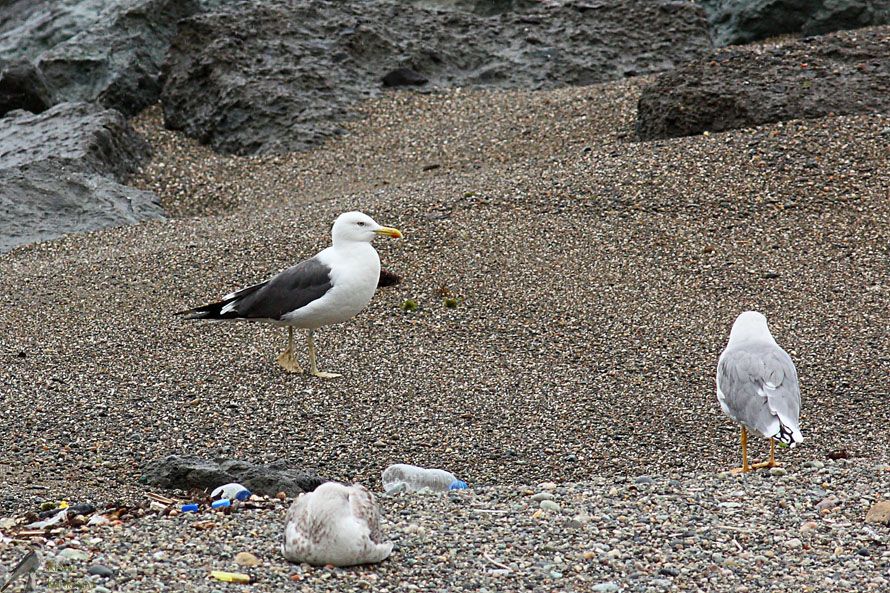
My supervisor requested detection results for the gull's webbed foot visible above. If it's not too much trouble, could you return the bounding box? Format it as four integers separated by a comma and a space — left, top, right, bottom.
750, 460, 779, 470
276, 349, 304, 373
310, 370, 342, 379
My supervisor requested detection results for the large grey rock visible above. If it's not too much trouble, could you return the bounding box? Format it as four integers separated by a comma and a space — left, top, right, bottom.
636, 26, 890, 140
0, 0, 111, 64
0, 102, 164, 252
161, 0, 711, 155
37, 0, 200, 115
699, 0, 890, 46
806, 0, 890, 36
139, 455, 326, 496
0, 0, 201, 115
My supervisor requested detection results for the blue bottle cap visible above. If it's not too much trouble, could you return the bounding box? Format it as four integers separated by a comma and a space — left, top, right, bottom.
211, 499, 231, 509
234, 490, 251, 502
181, 503, 199, 512
449, 480, 468, 490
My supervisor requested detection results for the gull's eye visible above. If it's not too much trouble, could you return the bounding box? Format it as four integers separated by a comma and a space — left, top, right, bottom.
356, 221, 366, 227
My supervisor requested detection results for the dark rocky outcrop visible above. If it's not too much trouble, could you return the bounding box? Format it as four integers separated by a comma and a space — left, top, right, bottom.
636, 27, 890, 140
409, 0, 539, 15
37, 0, 201, 115
161, 0, 711, 155
699, 0, 890, 46
140, 455, 326, 496
0, 0, 188, 251
0, 102, 164, 252
0, 61, 52, 116
0, 0, 201, 115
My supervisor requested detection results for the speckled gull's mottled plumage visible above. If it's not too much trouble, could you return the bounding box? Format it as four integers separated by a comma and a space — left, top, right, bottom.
281, 482, 392, 567
716, 311, 803, 445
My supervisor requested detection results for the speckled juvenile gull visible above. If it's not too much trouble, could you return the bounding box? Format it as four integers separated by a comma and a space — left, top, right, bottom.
281, 482, 392, 567
176, 211, 402, 377
717, 311, 803, 473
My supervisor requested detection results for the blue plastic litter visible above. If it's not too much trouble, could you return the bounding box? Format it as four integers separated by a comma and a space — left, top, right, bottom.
181, 503, 199, 513
449, 480, 469, 490
211, 499, 231, 509
234, 490, 251, 502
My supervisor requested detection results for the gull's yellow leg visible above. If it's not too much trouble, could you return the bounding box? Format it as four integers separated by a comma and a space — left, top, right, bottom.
307, 329, 341, 379
276, 327, 304, 373
730, 426, 751, 474
751, 438, 778, 470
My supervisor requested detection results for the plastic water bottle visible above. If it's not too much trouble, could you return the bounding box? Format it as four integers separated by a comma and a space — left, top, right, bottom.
381, 464, 465, 493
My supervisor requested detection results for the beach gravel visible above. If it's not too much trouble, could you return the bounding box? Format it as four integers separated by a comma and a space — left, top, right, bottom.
1, 461, 887, 591
0, 53, 887, 591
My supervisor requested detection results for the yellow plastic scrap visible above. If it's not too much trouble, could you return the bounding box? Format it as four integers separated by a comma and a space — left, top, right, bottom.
210, 571, 251, 584
58, 501, 70, 510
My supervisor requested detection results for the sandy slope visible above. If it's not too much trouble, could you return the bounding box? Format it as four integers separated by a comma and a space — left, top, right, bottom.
0, 81, 887, 591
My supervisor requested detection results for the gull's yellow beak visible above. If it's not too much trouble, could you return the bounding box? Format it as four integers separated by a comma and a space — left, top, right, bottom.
374, 226, 403, 239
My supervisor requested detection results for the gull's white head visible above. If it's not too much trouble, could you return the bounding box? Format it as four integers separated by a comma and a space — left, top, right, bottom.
307, 481, 353, 514
728, 310, 774, 344
331, 211, 402, 245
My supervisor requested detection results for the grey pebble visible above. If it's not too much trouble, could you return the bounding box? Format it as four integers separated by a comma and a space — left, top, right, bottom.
87, 565, 115, 578
540, 500, 561, 512
56, 548, 89, 562
816, 496, 840, 511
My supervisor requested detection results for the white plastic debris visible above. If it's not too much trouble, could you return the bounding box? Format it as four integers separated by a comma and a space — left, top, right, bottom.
211, 482, 252, 502
87, 514, 110, 526
24, 510, 67, 529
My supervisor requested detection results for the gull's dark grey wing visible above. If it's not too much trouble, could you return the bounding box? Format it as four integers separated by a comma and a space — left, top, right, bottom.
177, 257, 332, 321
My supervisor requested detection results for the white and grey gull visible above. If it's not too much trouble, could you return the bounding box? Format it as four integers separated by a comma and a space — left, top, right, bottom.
716, 311, 803, 473
281, 482, 393, 567
177, 211, 402, 377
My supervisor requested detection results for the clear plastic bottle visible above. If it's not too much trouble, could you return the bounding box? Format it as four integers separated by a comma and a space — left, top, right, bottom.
381, 463, 463, 493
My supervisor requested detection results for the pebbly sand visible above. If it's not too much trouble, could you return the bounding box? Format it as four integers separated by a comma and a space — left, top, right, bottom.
0, 79, 888, 591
